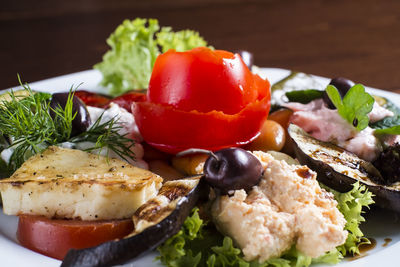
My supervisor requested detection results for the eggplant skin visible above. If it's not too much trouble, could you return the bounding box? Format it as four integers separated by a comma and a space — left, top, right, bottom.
288, 124, 400, 213
61, 176, 206, 267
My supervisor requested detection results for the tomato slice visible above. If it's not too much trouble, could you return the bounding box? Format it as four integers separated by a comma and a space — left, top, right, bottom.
17, 215, 134, 260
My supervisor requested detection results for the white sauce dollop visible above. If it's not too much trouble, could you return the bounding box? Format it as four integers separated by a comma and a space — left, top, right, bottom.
285, 98, 393, 161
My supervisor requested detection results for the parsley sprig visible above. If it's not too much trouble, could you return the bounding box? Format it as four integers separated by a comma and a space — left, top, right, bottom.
326, 84, 375, 131
0, 79, 135, 174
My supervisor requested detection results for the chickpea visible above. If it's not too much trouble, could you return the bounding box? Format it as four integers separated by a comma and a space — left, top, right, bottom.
268, 108, 293, 129
245, 120, 286, 152
172, 154, 208, 175
268, 108, 295, 155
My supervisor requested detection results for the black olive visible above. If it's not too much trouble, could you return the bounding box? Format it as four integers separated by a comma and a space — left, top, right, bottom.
50, 93, 91, 137
203, 147, 263, 194
322, 77, 355, 109
235, 50, 254, 69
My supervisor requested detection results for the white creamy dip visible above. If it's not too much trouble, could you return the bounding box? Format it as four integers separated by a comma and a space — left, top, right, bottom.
285, 99, 394, 161
211, 151, 347, 262
79, 103, 147, 169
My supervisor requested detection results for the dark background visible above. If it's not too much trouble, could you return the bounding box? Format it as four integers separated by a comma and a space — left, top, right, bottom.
1, 0, 399, 92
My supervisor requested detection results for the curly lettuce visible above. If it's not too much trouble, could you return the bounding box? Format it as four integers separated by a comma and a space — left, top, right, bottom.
94, 18, 208, 96
324, 182, 375, 256
157, 182, 374, 267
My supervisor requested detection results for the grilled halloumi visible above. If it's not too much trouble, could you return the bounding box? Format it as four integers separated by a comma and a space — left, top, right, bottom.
0, 146, 163, 220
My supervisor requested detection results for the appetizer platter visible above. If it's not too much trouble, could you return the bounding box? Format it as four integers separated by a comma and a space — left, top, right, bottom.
1, 18, 400, 267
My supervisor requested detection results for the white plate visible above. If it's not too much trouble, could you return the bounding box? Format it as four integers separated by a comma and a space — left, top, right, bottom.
1, 68, 400, 267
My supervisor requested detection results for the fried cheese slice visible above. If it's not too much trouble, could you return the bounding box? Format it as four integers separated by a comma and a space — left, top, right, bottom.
0, 146, 163, 220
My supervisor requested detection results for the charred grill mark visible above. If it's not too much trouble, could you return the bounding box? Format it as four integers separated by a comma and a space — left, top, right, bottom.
312, 150, 361, 170
160, 184, 192, 201
133, 197, 177, 224
133, 179, 200, 223
4, 178, 150, 189
134, 199, 161, 215
11, 181, 25, 187
135, 204, 175, 223
311, 147, 381, 182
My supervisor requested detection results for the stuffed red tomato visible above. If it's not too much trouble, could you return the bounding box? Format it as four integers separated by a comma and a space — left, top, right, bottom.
133, 47, 271, 153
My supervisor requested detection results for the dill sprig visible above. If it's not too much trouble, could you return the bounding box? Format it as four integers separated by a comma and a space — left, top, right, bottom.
0, 78, 136, 174
70, 115, 136, 162
0, 81, 73, 170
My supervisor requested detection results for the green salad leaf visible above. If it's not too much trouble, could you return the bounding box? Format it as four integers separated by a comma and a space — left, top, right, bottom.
326, 84, 375, 131
157, 182, 374, 267
374, 125, 400, 135
370, 97, 400, 135
325, 182, 375, 256
285, 89, 324, 104
157, 27, 208, 53
94, 18, 209, 96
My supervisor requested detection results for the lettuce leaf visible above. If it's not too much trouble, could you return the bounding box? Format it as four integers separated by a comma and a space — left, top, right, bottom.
371, 98, 400, 134
94, 18, 208, 96
323, 182, 374, 256
157, 182, 374, 267
157, 27, 209, 53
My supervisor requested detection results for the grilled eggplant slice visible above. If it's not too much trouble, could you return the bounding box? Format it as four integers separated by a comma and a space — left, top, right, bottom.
288, 124, 400, 212
61, 175, 205, 267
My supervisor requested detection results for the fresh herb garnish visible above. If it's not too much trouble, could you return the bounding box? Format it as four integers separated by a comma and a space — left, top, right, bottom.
0, 79, 135, 173
69, 114, 136, 162
370, 98, 400, 134
0, 81, 71, 170
374, 126, 400, 135
285, 89, 324, 104
326, 84, 375, 131
94, 18, 209, 96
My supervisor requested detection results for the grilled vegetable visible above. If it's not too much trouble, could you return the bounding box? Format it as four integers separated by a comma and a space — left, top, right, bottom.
61, 175, 205, 267
288, 124, 400, 212
271, 72, 324, 109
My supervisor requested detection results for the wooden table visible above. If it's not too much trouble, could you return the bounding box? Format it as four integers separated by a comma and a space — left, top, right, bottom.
1, 0, 399, 92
